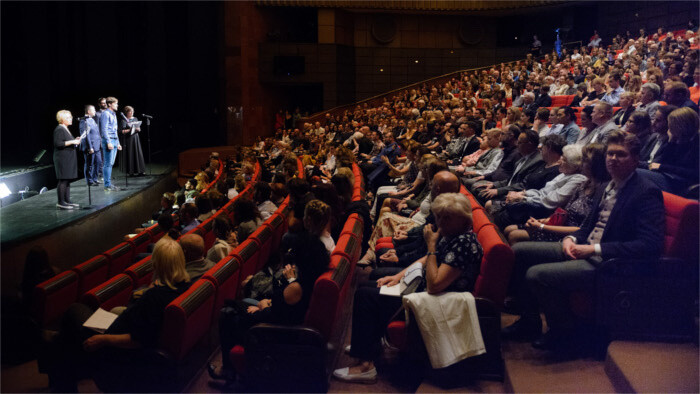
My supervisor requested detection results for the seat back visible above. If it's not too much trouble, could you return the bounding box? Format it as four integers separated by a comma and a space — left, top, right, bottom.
73, 255, 110, 296
266, 213, 287, 251
128, 231, 152, 257
234, 238, 260, 281
161, 278, 217, 361
551, 95, 574, 107
203, 255, 242, 314
80, 273, 134, 311
330, 233, 361, 264
197, 217, 216, 250
471, 208, 491, 233
474, 225, 514, 308
662, 192, 700, 262
148, 224, 166, 244
104, 242, 135, 277
124, 256, 154, 288
304, 270, 340, 342
249, 224, 274, 272
33, 270, 79, 326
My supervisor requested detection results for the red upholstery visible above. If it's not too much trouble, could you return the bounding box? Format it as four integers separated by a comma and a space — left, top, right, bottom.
33, 270, 79, 326
124, 256, 154, 288
160, 278, 217, 361
197, 218, 216, 250
249, 224, 274, 272
80, 273, 134, 311
297, 158, 305, 179
303, 271, 340, 341
73, 255, 110, 296
331, 233, 361, 264
148, 225, 166, 244
127, 231, 152, 256
104, 242, 134, 277
265, 213, 287, 252
474, 224, 514, 307
203, 255, 242, 314
661, 192, 699, 261
472, 208, 491, 234
551, 95, 574, 107
340, 213, 364, 240
233, 238, 260, 282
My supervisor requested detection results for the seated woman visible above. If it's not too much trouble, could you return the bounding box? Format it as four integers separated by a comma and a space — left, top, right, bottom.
491, 144, 587, 229
642, 107, 700, 195
371, 149, 428, 220
40, 238, 190, 392
503, 143, 609, 245
333, 193, 483, 383
206, 215, 238, 263
231, 198, 263, 242
358, 159, 448, 266
209, 201, 331, 387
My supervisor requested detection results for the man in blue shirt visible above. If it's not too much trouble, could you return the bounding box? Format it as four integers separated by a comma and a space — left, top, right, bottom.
360, 130, 399, 193
79, 105, 102, 186
600, 73, 624, 106
99, 96, 122, 191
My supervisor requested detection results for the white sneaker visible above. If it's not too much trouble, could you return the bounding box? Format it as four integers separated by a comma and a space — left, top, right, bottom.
344, 344, 351, 354
332, 367, 377, 383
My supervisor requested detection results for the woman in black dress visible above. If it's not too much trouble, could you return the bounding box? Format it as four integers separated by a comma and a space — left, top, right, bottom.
53, 110, 81, 209
119, 106, 146, 176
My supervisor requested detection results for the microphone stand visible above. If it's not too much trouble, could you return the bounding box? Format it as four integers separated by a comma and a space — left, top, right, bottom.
142, 114, 153, 176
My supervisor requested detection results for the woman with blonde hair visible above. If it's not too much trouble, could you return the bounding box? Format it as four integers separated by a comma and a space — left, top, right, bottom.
42, 237, 191, 391
53, 110, 82, 209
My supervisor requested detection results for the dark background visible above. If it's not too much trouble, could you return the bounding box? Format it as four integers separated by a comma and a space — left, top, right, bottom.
1, 1, 223, 169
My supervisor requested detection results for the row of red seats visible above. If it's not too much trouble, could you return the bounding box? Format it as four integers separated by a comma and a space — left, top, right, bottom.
32, 159, 228, 328
227, 162, 366, 392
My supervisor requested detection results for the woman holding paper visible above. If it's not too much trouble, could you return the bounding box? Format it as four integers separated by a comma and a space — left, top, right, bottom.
333, 193, 483, 383
118, 105, 146, 176
53, 110, 81, 209
40, 238, 190, 392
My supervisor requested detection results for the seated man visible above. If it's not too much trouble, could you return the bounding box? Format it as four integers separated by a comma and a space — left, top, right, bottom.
502, 131, 664, 351
180, 233, 215, 282
178, 202, 200, 234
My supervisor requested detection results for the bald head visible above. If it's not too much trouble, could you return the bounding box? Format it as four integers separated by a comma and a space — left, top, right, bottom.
431, 171, 461, 199
180, 234, 205, 262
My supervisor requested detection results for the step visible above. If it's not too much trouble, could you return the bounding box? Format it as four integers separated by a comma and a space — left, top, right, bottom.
605, 340, 699, 393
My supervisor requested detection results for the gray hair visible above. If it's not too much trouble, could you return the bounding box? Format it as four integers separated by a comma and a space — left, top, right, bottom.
431, 192, 472, 228
561, 145, 583, 172
641, 82, 661, 100
524, 92, 535, 100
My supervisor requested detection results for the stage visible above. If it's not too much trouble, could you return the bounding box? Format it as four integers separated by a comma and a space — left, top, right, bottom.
1, 164, 178, 297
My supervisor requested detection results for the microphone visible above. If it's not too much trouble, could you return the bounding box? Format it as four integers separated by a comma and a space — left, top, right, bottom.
142, 114, 153, 119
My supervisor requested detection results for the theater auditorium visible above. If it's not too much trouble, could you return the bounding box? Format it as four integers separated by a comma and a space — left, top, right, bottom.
1, 1, 698, 392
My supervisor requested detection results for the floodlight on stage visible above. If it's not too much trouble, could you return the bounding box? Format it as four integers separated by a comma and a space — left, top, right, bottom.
0, 183, 11, 199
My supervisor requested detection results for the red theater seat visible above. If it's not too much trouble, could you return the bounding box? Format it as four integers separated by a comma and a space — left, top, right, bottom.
80, 273, 134, 311
72, 255, 110, 296
33, 270, 79, 327
127, 231, 152, 257
124, 256, 154, 289
203, 255, 242, 314
104, 242, 134, 277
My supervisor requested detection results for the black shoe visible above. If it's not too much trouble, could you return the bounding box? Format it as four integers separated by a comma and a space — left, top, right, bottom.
501, 317, 542, 341
532, 329, 567, 351
88, 182, 98, 186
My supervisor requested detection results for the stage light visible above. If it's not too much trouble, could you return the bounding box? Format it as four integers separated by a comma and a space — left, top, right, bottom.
380, 68, 384, 72
414, 60, 419, 63
0, 183, 11, 199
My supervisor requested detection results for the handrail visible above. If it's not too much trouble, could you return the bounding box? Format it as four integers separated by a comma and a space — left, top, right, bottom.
296, 56, 532, 127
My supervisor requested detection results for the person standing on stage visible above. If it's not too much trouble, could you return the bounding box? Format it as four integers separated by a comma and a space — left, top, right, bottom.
118, 106, 146, 176
95, 97, 107, 122
79, 105, 102, 186
53, 110, 81, 209
99, 96, 122, 191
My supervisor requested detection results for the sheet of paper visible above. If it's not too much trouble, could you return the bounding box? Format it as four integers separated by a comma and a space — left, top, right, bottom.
379, 282, 405, 297
82, 307, 118, 334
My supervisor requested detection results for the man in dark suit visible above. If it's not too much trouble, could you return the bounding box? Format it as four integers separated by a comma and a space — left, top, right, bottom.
502, 130, 665, 351
473, 129, 544, 203
79, 105, 102, 186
